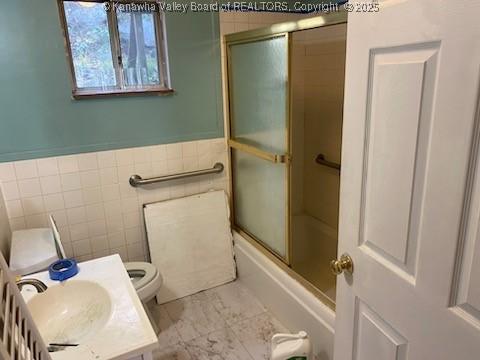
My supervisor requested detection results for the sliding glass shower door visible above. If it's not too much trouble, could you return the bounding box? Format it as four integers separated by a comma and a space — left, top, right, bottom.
227, 34, 290, 261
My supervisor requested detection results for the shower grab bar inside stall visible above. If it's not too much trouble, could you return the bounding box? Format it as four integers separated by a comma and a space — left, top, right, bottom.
129, 162, 224, 187
315, 153, 341, 171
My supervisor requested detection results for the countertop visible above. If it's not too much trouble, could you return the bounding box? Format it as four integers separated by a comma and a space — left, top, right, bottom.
21, 255, 158, 360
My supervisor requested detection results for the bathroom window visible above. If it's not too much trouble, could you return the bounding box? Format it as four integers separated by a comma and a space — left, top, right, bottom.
58, 0, 171, 98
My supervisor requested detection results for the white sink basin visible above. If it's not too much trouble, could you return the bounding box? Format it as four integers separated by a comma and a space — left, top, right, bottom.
20, 256, 158, 360
27, 280, 112, 344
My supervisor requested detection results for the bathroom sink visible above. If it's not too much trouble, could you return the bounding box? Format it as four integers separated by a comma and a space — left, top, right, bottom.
20, 256, 158, 360
26, 280, 112, 345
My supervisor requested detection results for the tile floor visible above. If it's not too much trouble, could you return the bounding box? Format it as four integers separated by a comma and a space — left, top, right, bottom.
148, 280, 288, 360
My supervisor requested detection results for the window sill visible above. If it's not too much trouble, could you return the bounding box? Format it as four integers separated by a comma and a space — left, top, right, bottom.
72, 88, 175, 100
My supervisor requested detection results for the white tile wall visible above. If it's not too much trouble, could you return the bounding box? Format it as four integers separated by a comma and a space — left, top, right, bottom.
0, 138, 228, 263
0, 11, 311, 264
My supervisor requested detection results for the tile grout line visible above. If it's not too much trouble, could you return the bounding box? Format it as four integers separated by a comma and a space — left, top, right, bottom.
225, 321, 258, 360
153, 281, 286, 359
180, 324, 257, 360
155, 299, 269, 359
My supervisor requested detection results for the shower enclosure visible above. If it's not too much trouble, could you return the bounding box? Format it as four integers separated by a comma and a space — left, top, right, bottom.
225, 12, 347, 309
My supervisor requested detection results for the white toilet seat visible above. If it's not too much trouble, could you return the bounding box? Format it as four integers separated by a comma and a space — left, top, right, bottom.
124, 262, 163, 302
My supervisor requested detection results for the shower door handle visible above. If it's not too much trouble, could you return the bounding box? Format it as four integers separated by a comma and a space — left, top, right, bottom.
228, 139, 290, 163
330, 253, 354, 275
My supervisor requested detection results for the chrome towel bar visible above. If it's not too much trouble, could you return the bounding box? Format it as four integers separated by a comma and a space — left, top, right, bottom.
315, 154, 341, 171
129, 162, 224, 187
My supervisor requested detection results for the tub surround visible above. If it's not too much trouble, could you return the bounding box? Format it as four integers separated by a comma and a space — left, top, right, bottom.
291, 214, 337, 302
288, 24, 347, 302
292, 24, 346, 230
0, 138, 228, 264
21, 254, 158, 360
233, 231, 335, 360
218, 14, 337, 359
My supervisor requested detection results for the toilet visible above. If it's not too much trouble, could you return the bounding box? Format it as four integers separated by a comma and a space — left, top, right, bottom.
9, 215, 163, 306
124, 261, 162, 303
124, 261, 163, 334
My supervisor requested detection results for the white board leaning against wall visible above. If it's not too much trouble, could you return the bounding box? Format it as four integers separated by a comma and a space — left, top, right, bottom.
143, 190, 236, 304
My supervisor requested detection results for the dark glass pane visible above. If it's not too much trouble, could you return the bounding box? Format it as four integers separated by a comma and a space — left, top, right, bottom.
63, 2, 116, 89
116, 9, 160, 87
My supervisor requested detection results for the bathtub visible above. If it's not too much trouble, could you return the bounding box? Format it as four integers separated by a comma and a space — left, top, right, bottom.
233, 230, 335, 360
291, 214, 337, 266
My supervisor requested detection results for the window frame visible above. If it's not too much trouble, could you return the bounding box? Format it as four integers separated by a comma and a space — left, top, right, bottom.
57, 0, 173, 99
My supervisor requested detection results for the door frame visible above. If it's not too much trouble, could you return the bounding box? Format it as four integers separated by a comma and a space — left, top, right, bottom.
224, 10, 348, 310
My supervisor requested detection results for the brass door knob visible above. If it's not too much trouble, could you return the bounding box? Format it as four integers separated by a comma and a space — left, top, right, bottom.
330, 253, 354, 275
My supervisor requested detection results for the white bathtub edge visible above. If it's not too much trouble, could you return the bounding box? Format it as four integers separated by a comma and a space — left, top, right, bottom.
233, 231, 335, 360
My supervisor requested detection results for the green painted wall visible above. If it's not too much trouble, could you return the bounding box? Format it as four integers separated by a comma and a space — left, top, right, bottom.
0, 1, 223, 162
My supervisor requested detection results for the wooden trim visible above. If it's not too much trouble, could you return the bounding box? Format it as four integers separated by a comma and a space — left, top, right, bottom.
72, 88, 175, 99
56, 0, 79, 93
57, 0, 171, 99
153, 9, 171, 88
106, 2, 124, 89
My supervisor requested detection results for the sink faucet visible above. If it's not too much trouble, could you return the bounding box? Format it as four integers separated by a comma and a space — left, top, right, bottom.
16, 278, 48, 293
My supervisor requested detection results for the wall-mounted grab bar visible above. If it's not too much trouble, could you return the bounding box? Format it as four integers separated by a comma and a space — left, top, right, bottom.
129, 162, 224, 187
315, 154, 341, 171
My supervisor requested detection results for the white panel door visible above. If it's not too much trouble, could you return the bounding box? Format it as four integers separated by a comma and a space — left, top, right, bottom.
335, 0, 480, 359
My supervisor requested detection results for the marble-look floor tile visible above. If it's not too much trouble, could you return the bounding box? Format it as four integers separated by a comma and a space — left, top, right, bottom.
164, 291, 227, 342
148, 302, 183, 347
153, 342, 192, 360
185, 327, 252, 360
206, 281, 266, 325
230, 312, 288, 360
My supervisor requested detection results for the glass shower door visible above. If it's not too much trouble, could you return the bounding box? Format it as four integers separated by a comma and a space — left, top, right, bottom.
227, 34, 290, 262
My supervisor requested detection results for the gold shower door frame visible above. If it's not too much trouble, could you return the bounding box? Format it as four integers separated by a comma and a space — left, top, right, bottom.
226, 31, 292, 264
225, 11, 347, 310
